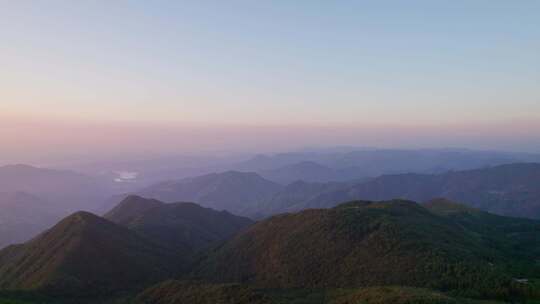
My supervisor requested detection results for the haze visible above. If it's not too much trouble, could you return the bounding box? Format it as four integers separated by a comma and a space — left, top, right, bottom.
1, 1, 539, 165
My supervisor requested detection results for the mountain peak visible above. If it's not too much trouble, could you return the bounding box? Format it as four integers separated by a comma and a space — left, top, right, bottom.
119, 194, 164, 207
65, 210, 100, 222
49, 211, 126, 239
105, 197, 253, 252
0, 210, 178, 294
104, 195, 164, 225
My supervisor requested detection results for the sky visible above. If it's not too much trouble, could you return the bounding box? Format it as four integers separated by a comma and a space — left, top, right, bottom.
1, 1, 539, 164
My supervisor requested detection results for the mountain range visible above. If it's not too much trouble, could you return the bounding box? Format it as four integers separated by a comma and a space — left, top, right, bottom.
0, 211, 179, 295
257, 161, 367, 184
194, 199, 539, 298
134, 171, 283, 215
236, 149, 540, 179
1, 155, 540, 303
117, 163, 540, 219
56, 148, 540, 189
0, 197, 253, 297
294, 163, 540, 219
0, 164, 115, 213
0, 198, 538, 303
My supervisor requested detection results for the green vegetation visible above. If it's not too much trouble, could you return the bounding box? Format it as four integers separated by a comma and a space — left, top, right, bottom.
195, 200, 540, 301
0, 212, 181, 295
0, 199, 538, 303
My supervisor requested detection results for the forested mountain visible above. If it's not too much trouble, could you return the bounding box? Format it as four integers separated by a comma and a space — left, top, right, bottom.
0, 199, 538, 303
0, 211, 180, 295
195, 199, 539, 298
105, 195, 253, 252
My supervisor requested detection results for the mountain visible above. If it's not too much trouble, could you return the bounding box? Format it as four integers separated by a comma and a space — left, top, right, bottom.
105, 195, 253, 252
0, 192, 60, 249
136, 171, 283, 216
195, 199, 539, 298
424, 198, 540, 261
299, 163, 540, 219
61, 154, 243, 192
236, 149, 540, 178
0, 211, 179, 295
0, 164, 113, 212
258, 161, 365, 184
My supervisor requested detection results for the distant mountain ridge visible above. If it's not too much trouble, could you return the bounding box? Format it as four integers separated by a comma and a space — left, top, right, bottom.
136, 171, 283, 215
299, 163, 540, 219
236, 149, 540, 178
0, 164, 113, 212
258, 161, 366, 184
104, 163, 540, 219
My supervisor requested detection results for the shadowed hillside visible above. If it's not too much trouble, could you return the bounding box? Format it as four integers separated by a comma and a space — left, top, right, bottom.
105, 195, 253, 252
0, 211, 180, 296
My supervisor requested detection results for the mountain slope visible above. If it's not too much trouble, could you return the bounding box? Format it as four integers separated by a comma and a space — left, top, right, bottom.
195, 200, 539, 297
424, 198, 540, 265
298, 163, 540, 219
105, 195, 253, 252
137, 171, 283, 215
0, 211, 179, 295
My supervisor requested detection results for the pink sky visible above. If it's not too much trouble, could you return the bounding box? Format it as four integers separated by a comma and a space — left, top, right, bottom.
2, 115, 539, 166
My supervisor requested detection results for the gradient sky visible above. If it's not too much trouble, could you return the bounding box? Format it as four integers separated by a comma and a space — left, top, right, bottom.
1, 1, 539, 163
